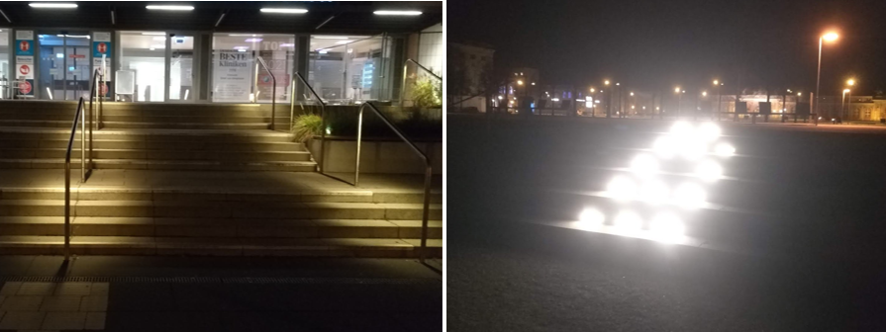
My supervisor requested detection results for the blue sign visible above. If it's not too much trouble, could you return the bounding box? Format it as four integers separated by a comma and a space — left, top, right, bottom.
93, 41, 111, 58
15, 40, 34, 56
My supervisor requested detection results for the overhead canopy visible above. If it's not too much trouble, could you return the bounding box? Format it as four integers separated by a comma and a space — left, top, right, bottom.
0, 1, 441, 34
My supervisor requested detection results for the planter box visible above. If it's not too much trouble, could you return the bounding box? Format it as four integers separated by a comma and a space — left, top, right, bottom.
309, 138, 442, 175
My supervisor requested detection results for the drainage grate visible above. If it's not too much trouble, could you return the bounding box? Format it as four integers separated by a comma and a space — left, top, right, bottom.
0, 275, 438, 285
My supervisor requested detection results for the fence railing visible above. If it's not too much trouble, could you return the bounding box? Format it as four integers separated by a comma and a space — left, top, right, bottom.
64, 69, 102, 260
400, 59, 442, 107
255, 56, 277, 130
290, 72, 328, 172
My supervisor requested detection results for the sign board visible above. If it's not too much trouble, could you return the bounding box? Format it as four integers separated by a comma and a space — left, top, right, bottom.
735, 102, 748, 114
759, 102, 772, 115
796, 103, 811, 116
14, 31, 35, 96
212, 50, 252, 102
115, 70, 135, 95
92, 32, 112, 97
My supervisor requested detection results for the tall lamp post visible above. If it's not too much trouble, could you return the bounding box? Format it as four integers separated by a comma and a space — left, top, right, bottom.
604, 80, 611, 118
841, 88, 850, 119
816, 31, 839, 118
674, 86, 683, 119
846, 78, 855, 120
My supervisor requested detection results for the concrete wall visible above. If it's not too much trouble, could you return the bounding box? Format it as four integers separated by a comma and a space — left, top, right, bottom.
309, 139, 442, 175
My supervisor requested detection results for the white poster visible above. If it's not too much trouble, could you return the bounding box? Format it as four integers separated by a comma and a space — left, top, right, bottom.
213, 50, 252, 102
15, 56, 33, 80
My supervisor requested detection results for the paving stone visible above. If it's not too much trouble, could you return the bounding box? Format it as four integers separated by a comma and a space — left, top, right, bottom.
52, 282, 92, 295
90, 282, 110, 295
0, 311, 46, 330
0, 295, 43, 311
42, 312, 86, 330
0, 281, 22, 295
80, 295, 108, 311
18, 282, 56, 295
40, 296, 83, 311
85, 311, 106, 330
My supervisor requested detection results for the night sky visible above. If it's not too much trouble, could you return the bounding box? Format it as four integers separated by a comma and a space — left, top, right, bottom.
449, 0, 886, 96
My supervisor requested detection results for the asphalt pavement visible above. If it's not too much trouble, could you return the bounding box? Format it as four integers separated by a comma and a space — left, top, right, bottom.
447, 115, 886, 331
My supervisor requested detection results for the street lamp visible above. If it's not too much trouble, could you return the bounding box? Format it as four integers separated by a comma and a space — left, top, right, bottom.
847, 78, 855, 86
816, 31, 839, 118
517, 80, 524, 85
842, 88, 850, 119
675, 87, 682, 117
604, 80, 610, 86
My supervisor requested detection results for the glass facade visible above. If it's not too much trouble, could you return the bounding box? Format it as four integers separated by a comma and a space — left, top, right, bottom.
0, 29, 8, 99
211, 33, 294, 103
1, 29, 441, 104
308, 35, 394, 104
119, 31, 166, 102
36, 32, 92, 101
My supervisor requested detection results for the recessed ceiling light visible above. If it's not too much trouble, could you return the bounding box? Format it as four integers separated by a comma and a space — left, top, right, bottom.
313, 36, 349, 40
335, 40, 352, 45
29, 3, 78, 8
141, 32, 166, 36
260, 8, 307, 14
374, 10, 422, 16
146, 5, 194, 11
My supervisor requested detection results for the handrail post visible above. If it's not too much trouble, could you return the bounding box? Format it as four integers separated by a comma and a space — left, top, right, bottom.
64, 161, 71, 261
271, 76, 277, 130
81, 101, 85, 183
290, 78, 296, 132
355, 105, 364, 186
420, 163, 432, 263
401, 61, 408, 107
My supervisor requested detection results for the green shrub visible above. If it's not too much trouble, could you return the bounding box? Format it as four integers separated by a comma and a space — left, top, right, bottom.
291, 114, 323, 143
412, 76, 442, 108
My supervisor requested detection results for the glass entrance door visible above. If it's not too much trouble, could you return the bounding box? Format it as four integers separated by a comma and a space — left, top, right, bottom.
169, 34, 194, 101
37, 32, 92, 100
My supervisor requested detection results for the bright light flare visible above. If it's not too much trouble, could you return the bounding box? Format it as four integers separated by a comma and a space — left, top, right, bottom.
606, 176, 637, 202
822, 32, 838, 42
649, 212, 685, 243
577, 207, 606, 230
695, 160, 723, 182
652, 136, 677, 159
697, 122, 721, 141
638, 180, 669, 205
673, 182, 706, 209
614, 210, 643, 233
714, 143, 735, 157
629, 154, 659, 178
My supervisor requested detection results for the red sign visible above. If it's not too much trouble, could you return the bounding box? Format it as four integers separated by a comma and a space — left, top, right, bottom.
19, 64, 30, 75
19, 41, 30, 52
19, 81, 32, 95
97, 42, 107, 54
69, 54, 86, 59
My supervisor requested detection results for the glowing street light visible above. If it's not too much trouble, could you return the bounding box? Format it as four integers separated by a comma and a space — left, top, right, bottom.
517, 80, 524, 85
604, 80, 610, 86
590, 88, 595, 93
675, 87, 682, 117
847, 78, 855, 86
630, 92, 634, 96
816, 31, 839, 118
702, 91, 707, 97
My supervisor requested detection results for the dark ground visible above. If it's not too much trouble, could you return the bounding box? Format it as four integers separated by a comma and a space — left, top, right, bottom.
447, 115, 886, 331
0, 256, 441, 331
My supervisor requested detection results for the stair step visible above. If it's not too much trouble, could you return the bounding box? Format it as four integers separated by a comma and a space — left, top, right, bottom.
0, 200, 443, 220
0, 159, 317, 172
102, 121, 272, 130
0, 139, 303, 151
0, 188, 441, 204
0, 217, 443, 239
0, 235, 442, 257
0, 127, 294, 142
0, 148, 312, 162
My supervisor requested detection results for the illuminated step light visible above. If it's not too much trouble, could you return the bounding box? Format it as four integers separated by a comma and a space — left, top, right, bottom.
374, 10, 422, 16
146, 5, 194, 11
260, 8, 308, 14
29, 3, 77, 8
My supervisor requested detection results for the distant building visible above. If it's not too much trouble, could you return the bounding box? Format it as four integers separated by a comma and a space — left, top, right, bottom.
448, 41, 494, 112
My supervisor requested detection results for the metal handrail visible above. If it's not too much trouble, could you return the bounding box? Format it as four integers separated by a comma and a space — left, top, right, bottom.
400, 59, 442, 107
63, 69, 102, 260
255, 56, 277, 130
356, 101, 434, 262
290, 72, 328, 172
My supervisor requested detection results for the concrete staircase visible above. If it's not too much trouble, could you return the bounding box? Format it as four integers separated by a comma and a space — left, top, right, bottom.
0, 101, 316, 172
0, 187, 442, 257
0, 101, 443, 257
